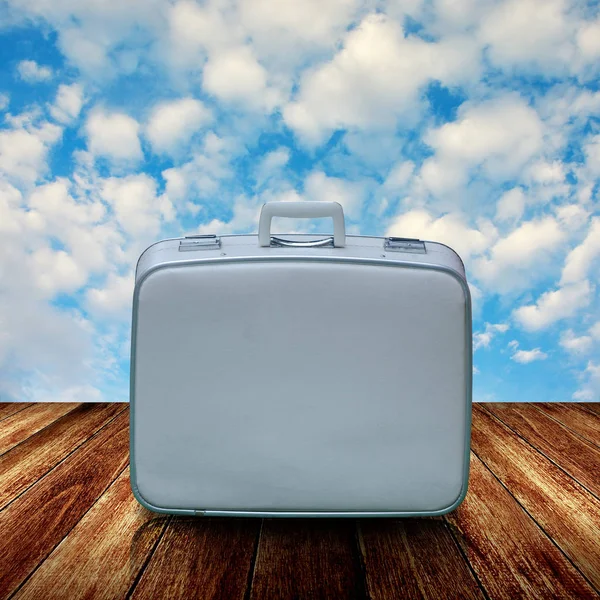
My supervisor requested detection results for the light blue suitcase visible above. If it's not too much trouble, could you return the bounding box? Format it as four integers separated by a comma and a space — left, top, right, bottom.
130, 201, 472, 517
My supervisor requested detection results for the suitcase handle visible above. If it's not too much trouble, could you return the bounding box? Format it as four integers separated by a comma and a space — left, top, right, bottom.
258, 201, 346, 248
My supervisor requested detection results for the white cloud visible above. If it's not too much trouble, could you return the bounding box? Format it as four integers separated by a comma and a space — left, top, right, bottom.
478, 0, 574, 73
468, 282, 484, 320
384, 161, 415, 191
387, 209, 494, 263
86, 271, 134, 317
421, 95, 545, 196
590, 322, 600, 340
582, 134, 600, 175
254, 148, 290, 187
576, 18, 600, 60
101, 174, 172, 239
239, 0, 360, 71
23, 179, 131, 280
17, 59, 53, 82
0, 93, 9, 111
203, 46, 279, 111
31, 247, 88, 297
473, 322, 509, 351
0, 182, 25, 235
196, 193, 261, 235
304, 171, 365, 221
0, 118, 62, 184
85, 109, 143, 163
8, 0, 169, 79
168, 0, 235, 68
556, 204, 590, 232
0, 235, 98, 401
161, 131, 242, 211
58, 27, 109, 75
283, 13, 479, 145
146, 97, 211, 154
559, 329, 593, 355
25, 382, 103, 403
240, 0, 358, 49
496, 187, 526, 223
513, 280, 593, 331
560, 217, 600, 285
472, 217, 565, 292
27, 179, 104, 226
526, 160, 565, 185
573, 361, 600, 401
511, 347, 548, 364
50, 83, 84, 124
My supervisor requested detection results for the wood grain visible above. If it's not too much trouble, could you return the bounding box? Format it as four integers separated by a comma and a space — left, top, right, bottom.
446, 453, 597, 599
0, 403, 126, 510
0, 404, 33, 422
484, 403, 600, 498
131, 518, 259, 600
359, 518, 484, 600
0, 403, 80, 455
471, 404, 600, 591
1, 402, 599, 599
0, 409, 129, 598
13, 468, 168, 600
250, 519, 364, 600
584, 403, 600, 416
533, 403, 600, 446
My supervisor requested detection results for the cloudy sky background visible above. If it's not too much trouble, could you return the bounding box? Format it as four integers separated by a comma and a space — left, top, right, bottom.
0, 0, 599, 403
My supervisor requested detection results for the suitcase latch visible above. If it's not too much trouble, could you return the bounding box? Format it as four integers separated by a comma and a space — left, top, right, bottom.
179, 235, 221, 251
384, 237, 426, 253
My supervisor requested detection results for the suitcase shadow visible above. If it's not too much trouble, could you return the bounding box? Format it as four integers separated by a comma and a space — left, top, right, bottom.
129, 515, 169, 575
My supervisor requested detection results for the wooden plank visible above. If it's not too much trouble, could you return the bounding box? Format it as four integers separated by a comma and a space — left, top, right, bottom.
583, 403, 600, 416
446, 453, 597, 599
131, 517, 259, 600
0, 404, 33, 422
533, 403, 600, 446
0, 403, 80, 455
359, 518, 484, 600
0, 403, 126, 510
471, 404, 600, 591
0, 409, 129, 598
484, 403, 600, 498
249, 520, 364, 600
13, 468, 168, 600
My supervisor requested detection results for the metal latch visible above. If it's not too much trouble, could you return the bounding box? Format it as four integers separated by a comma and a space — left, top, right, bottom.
384, 237, 426, 253
179, 234, 221, 251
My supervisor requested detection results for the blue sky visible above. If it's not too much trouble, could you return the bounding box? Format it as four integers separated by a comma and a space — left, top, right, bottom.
0, 0, 599, 402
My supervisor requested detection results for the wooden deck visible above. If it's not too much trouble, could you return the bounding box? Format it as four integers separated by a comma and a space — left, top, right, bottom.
0, 402, 598, 599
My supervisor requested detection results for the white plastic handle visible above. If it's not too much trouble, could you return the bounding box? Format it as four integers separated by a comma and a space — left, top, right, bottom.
258, 201, 346, 247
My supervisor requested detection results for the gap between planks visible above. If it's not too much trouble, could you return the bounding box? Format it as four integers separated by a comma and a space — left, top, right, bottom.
0, 410, 130, 599
0, 404, 128, 512
470, 404, 600, 595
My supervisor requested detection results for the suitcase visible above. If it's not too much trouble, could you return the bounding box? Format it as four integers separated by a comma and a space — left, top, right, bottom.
130, 201, 472, 517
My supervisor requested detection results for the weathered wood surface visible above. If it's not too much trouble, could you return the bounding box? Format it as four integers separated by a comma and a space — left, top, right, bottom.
446, 453, 597, 599
0, 403, 80, 456
0, 403, 126, 510
130, 518, 259, 600
13, 468, 167, 600
250, 520, 365, 600
359, 518, 485, 600
0, 402, 598, 600
471, 404, 600, 591
0, 410, 129, 598
0, 404, 33, 423
484, 403, 600, 498
532, 403, 600, 446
